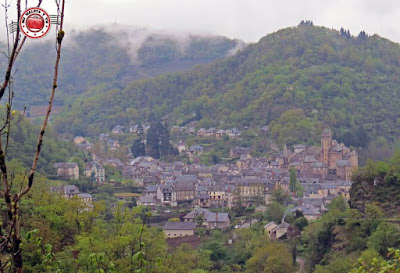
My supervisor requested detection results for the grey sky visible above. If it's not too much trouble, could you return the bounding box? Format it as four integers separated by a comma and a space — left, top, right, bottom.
2, 0, 400, 43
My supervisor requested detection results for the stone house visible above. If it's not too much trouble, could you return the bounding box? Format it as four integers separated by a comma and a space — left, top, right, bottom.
175, 181, 196, 202
187, 145, 203, 157
54, 162, 79, 180
163, 222, 196, 238
215, 129, 228, 139
157, 185, 177, 207
183, 208, 230, 229
208, 185, 227, 207
84, 162, 105, 182
194, 193, 211, 208
204, 128, 217, 137
50, 185, 80, 199
269, 222, 290, 240
231, 178, 266, 206
291, 204, 321, 221
228, 128, 241, 138
137, 196, 158, 206
264, 221, 278, 237
77, 193, 93, 203
197, 128, 206, 137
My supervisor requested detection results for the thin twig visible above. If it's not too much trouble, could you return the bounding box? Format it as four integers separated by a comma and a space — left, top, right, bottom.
0, 0, 21, 101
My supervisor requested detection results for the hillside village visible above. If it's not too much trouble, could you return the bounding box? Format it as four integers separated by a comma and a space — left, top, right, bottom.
53, 126, 357, 241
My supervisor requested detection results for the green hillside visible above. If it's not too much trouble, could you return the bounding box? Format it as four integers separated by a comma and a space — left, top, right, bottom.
0, 27, 242, 110
0, 106, 82, 175
350, 150, 400, 215
54, 23, 400, 149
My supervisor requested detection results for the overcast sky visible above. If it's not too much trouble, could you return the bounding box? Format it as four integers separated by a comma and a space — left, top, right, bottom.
1, 0, 400, 43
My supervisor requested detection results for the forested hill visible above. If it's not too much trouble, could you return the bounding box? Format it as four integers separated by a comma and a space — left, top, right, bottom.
0, 27, 243, 109
55, 23, 400, 145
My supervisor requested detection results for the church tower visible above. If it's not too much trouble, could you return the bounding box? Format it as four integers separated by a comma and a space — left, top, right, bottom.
321, 128, 332, 166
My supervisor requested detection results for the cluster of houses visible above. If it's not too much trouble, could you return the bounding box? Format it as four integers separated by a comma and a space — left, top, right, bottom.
196, 127, 242, 138
109, 123, 244, 139
65, 128, 358, 242
66, 129, 356, 222
132, 130, 356, 221
74, 133, 121, 151
53, 161, 105, 182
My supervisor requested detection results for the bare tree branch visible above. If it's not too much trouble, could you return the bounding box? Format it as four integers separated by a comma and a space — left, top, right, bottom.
0, 0, 21, 101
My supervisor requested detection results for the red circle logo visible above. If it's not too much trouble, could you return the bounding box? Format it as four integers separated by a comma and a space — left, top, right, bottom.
19, 8, 51, 38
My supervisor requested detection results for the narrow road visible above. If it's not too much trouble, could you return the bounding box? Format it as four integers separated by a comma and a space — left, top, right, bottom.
296, 257, 305, 273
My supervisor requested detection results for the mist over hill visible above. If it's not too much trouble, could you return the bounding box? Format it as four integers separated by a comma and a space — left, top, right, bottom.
0, 25, 244, 110
53, 23, 400, 152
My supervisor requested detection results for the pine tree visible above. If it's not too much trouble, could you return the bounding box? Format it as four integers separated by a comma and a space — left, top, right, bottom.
132, 139, 146, 157
146, 122, 160, 159
137, 123, 144, 140
160, 122, 171, 157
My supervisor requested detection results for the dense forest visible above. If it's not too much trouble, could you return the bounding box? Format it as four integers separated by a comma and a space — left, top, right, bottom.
0, 27, 243, 109
54, 24, 400, 151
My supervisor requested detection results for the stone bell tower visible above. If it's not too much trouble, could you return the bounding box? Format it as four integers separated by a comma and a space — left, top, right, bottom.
321, 128, 332, 166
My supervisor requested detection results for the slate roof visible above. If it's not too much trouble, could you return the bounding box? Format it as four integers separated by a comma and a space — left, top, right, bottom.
189, 145, 203, 151
51, 185, 80, 195
337, 159, 351, 167
206, 212, 229, 223
139, 196, 157, 203
292, 204, 321, 215
293, 144, 307, 149
54, 162, 78, 169
271, 222, 290, 232
163, 222, 196, 230
264, 221, 277, 229
175, 175, 197, 184
144, 185, 158, 192
304, 156, 318, 163
78, 193, 93, 199
183, 209, 229, 223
